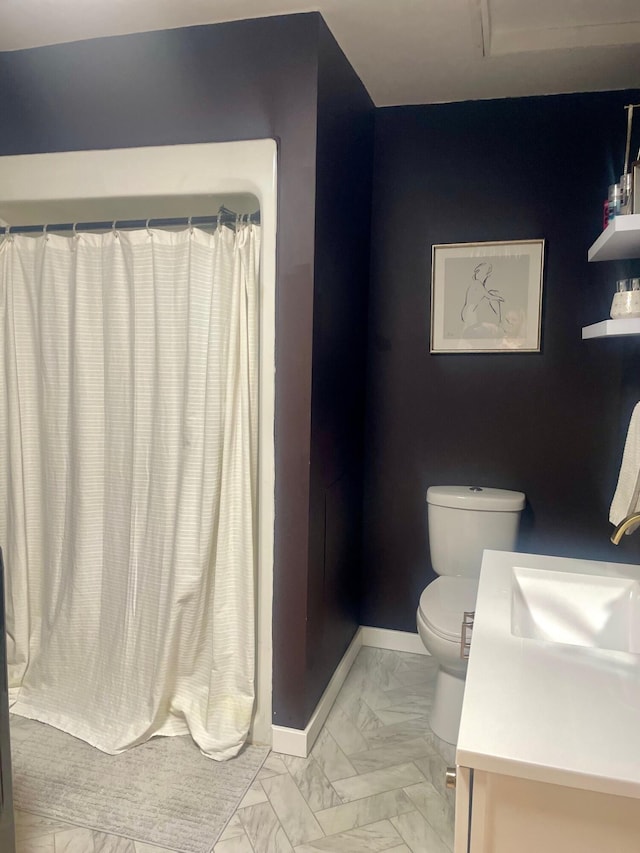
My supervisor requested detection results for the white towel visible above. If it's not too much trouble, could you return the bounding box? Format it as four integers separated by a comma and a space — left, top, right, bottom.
610, 402, 640, 533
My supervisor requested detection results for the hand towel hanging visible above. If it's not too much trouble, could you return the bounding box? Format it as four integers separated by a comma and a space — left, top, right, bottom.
610, 401, 640, 533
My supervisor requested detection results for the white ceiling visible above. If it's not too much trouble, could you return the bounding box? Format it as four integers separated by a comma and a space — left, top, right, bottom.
1, 0, 640, 105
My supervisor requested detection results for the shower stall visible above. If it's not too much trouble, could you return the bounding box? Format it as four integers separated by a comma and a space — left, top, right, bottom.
0, 140, 276, 752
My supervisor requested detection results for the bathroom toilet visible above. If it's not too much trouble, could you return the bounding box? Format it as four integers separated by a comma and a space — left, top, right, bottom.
416, 485, 525, 745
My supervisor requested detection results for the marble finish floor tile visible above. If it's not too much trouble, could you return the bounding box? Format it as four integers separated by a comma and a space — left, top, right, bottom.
324, 703, 369, 756
349, 737, 435, 773
280, 755, 342, 811
393, 668, 439, 688
332, 762, 425, 802
336, 672, 393, 714
404, 781, 454, 849
376, 690, 434, 710
93, 832, 138, 852
218, 813, 246, 842
293, 818, 403, 852
314, 789, 415, 836
214, 833, 255, 853
259, 754, 289, 777
360, 719, 434, 750
238, 800, 294, 852
261, 769, 324, 846
394, 651, 433, 670
371, 707, 427, 727
310, 729, 357, 782
391, 810, 452, 853
334, 691, 385, 734
413, 751, 452, 800
349, 650, 404, 691
53, 827, 97, 852
237, 778, 269, 808
15, 647, 454, 853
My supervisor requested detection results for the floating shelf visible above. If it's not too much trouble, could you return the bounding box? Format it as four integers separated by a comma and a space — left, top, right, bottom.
582, 318, 640, 339
588, 214, 640, 262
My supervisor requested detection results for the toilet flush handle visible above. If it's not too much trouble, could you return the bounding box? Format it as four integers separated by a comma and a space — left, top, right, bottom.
460, 611, 474, 659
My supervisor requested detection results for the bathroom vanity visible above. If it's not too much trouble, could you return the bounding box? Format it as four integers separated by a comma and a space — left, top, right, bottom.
454, 550, 640, 853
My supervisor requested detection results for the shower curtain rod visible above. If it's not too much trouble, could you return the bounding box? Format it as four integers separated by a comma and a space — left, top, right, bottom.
0, 208, 260, 236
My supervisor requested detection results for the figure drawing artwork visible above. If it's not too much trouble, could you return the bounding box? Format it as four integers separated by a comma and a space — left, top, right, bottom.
430, 240, 544, 353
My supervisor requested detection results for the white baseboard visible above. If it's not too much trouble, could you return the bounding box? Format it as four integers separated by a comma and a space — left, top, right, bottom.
271, 626, 429, 757
360, 626, 429, 656
271, 627, 363, 757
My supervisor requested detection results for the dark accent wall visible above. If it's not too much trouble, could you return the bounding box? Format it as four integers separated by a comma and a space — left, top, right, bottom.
362, 91, 640, 631
0, 14, 373, 730
305, 20, 373, 722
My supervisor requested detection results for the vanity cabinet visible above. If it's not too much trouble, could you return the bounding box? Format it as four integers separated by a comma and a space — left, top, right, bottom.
454, 767, 640, 853
455, 550, 640, 853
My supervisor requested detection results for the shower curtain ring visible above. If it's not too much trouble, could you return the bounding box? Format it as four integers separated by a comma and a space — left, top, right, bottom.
146, 219, 152, 238
188, 216, 193, 235
112, 220, 119, 239
43, 223, 49, 241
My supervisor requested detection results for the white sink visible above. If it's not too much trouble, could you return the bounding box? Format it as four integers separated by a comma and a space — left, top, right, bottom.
458, 550, 640, 801
511, 566, 640, 653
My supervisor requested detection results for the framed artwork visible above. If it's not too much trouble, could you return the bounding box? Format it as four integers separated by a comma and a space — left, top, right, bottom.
430, 239, 545, 353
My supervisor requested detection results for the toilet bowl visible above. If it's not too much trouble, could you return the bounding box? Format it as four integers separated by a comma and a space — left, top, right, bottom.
416, 576, 478, 745
417, 485, 525, 745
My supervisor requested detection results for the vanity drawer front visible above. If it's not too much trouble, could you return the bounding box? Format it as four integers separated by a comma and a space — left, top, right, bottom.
469, 770, 640, 853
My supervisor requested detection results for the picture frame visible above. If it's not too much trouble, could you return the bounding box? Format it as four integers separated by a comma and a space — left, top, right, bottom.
430, 239, 545, 353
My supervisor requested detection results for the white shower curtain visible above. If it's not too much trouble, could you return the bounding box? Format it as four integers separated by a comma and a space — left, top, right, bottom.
0, 223, 259, 760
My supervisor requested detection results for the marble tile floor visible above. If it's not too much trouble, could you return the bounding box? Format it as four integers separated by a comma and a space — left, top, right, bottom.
14, 647, 455, 853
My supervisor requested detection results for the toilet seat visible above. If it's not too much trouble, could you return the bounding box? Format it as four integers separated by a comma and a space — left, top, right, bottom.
418, 577, 479, 641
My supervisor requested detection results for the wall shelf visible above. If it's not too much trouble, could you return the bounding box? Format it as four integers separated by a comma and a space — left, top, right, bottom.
588, 214, 640, 262
584, 215, 640, 339
582, 318, 640, 339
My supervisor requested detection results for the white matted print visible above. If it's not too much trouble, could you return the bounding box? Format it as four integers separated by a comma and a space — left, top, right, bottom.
430, 240, 544, 353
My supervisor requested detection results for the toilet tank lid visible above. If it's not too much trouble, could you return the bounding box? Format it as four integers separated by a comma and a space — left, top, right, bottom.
426, 485, 525, 511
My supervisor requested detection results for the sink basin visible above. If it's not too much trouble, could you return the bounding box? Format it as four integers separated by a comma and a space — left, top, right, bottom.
511, 566, 640, 653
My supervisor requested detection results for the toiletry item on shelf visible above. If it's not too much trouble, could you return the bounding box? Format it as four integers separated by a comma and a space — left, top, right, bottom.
608, 183, 622, 220
603, 104, 640, 223
619, 104, 640, 215
611, 279, 640, 319
620, 172, 634, 215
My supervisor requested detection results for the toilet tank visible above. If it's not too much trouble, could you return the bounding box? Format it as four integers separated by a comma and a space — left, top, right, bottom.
427, 486, 525, 579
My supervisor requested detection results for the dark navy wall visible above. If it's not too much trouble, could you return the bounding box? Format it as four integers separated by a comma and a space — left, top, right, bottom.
362, 91, 640, 630
305, 18, 373, 722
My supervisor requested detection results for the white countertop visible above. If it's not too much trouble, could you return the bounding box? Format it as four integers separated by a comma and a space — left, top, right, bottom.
457, 549, 640, 799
